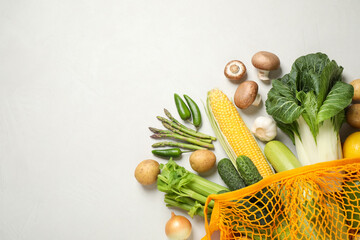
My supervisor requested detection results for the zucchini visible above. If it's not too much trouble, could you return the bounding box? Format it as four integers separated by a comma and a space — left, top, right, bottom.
264, 140, 302, 172
217, 158, 246, 191
236, 155, 263, 186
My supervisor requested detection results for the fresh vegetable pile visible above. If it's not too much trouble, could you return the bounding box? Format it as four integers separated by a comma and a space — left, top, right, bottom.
134, 52, 360, 240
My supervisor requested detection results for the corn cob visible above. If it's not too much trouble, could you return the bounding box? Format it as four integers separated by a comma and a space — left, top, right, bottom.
206, 88, 274, 178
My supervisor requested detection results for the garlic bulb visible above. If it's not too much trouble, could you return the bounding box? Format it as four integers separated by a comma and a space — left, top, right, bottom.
251, 116, 277, 142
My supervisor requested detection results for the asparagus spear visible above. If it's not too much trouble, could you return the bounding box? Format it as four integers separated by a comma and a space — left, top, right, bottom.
163, 109, 216, 140
150, 126, 213, 144
151, 133, 214, 149
164, 108, 186, 126
157, 115, 216, 141
152, 141, 205, 150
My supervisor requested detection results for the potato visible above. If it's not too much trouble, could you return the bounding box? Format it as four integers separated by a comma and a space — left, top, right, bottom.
350, 79, 360, 101
346, 104, 360, 129
134, 159, 160, 185
189, 149, 216, 173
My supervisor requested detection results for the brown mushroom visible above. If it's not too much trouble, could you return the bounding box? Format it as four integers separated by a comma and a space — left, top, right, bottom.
234, 80, 261, 109
251, 51, 280, 81
350, 79, 360, 101
224, 60, 246, 81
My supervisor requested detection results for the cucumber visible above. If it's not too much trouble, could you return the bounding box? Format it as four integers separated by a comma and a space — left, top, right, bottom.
264, 140, 302, 172
219, 156, 277, 229
217, 158, 246, 191
343, 180, 360, 229
235, 155, 278, 228
236, 155, 263, 186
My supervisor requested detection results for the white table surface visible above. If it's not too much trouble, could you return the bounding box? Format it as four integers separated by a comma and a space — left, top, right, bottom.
1, 0, 359, 239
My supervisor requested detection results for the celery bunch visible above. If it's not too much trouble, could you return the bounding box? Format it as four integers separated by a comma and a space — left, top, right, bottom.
157, 159, 228, 218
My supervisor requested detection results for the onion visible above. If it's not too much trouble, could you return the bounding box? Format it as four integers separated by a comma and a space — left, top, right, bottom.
165, 212, 192, 240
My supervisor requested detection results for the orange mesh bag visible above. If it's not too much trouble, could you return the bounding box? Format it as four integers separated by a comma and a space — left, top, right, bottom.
203, 158, 360, 240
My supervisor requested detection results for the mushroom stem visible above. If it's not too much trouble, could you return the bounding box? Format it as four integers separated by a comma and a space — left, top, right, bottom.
230, 64, 240, 74
252, 94, 262, 106
257, 69, 270, 81
224, 60, 246, 81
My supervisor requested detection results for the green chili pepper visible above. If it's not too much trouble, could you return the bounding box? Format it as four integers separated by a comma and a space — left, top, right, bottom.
152, 148, 184, 158
183, 94, 202, 128
174, 93, 191, 120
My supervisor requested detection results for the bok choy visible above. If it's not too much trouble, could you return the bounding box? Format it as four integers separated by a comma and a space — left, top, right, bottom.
265, 52, 354, 165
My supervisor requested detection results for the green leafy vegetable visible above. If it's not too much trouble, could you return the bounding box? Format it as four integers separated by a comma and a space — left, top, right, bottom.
265, 52, 354, 165
157, 159, 228, 218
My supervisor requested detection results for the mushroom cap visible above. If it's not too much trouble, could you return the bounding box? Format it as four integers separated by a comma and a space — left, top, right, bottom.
234, 80, 259, 109
224, 60, 246, 81
251, 51, 280, 70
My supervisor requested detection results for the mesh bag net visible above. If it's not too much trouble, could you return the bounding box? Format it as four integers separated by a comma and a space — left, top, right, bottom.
203, 158, 360, 240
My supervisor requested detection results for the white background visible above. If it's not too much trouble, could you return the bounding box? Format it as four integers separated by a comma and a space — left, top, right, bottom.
1, 0, 359, 239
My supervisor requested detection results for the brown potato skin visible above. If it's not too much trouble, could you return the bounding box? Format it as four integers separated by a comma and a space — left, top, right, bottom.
346, 104, 360, 129
134, 159, 160, 185
350, 79, 360, 101
189, 150, 216, 173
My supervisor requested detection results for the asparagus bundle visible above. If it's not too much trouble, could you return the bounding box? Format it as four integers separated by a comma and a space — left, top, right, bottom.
150, 109, 216, 157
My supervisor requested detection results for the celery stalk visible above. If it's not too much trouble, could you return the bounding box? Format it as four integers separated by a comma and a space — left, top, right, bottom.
157, 159, 228, 218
